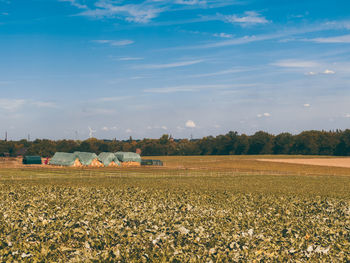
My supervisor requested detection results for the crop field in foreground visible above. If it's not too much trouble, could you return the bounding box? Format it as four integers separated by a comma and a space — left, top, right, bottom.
0, 156, 350, 262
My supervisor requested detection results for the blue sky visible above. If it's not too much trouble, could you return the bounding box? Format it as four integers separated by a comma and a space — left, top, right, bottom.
0, 0, 350, 140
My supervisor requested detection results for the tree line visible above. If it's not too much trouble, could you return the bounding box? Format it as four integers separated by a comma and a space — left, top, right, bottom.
1, 129, 350, 157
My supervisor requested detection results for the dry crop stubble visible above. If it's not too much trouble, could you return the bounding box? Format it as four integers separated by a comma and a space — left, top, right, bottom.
0, 156, 349, 261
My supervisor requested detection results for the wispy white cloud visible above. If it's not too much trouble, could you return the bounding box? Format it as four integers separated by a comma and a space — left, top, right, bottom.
98, 96, 131, 102
272, 59, 319, 68
59, 0, 87, 9
118, 57, 144, 61
31, 101, 57, 108
257, 113, 271, 118
67, 0, 241, 24
213, 32, 233, 38
189, 67, 246, 78
79, 2, 164, 23
146, 125, 168, 130
289, 13, 307, 19
178, 22, 350, 50
177, 28, 234, 39
345, 114, 350, 118
323, 20, 350, 30
81, 108, 116, 116
185, 120, 196, 128
175, 0, 208, 6
175, 0, 206, 5
305, 69, 336, 76
323, 69, 335, 75
144, 86, 193, 93
130, 76, 147, 80
135, 59, 203, 69
101, 126, 119, 131
144, 83, 254, 93
224, 11, 269, 26
308, 34, 350, 43
0, 99, 25, 111
305, 71, 317, 76
186, 33, 284, 49
93, 39, 134, 46
0, 99, 57, 111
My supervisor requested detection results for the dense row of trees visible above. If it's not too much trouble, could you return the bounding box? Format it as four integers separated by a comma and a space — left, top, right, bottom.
1, 130, 350, 157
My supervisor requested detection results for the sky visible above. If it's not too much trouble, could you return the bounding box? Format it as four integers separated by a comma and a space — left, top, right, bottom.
0, 0, 350, 140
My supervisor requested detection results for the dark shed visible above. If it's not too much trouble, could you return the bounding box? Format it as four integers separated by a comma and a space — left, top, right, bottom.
141, 159, 163, 166
23, 156, 42, 165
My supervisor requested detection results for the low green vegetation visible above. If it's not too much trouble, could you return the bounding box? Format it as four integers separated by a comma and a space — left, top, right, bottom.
0, 157, 349, 262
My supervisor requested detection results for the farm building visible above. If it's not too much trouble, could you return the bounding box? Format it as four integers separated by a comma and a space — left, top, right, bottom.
141, 159, 163, 166
74, 152, 104, 167
49, 151, 143, 168
49, 152, 82, 167
22, 156, 42, 165
98, 152, 121, 167
115, 152, 141, 167
115, 152, 141, 162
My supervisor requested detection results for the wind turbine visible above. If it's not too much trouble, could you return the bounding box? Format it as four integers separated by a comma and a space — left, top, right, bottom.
88, 127, 96, 138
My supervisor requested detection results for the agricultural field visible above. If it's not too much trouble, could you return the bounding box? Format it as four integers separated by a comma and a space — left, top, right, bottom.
0, 156, 350, 262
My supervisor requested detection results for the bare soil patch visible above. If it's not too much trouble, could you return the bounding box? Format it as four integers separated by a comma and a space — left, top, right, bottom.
259, 158, 350, 168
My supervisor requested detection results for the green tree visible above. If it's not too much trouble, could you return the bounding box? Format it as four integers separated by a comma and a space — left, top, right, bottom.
248, 131, 274, 154
291, 131, 319, 155
235, 134, 249, 155
317, 131, 339, 155
56, 140, 78, 153
198, 136, 215, 155
78, 141, 92, 152
273, 133, 294, 154
335, 129, 350, 156
213, 132, 238, 155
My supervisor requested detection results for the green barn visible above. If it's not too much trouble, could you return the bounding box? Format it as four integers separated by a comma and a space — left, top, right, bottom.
22, 156, 42, 165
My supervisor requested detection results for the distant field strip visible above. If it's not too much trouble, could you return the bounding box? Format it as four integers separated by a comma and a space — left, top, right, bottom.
259, 158, 350, 168
2, 155, 350, 177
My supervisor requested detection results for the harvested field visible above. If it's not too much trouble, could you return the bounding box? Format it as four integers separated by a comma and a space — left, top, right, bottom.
259, 157, 350, 168
0, 155, 349, 261
0, 157, 23, 168
2, 155, 350, 176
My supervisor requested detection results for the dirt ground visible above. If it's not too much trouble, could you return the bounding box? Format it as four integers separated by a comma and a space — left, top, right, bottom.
0, 157, 50, 168
258, 158, 350, 168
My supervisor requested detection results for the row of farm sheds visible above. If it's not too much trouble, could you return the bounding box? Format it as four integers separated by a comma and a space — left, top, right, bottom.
49, 151, 143, 167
